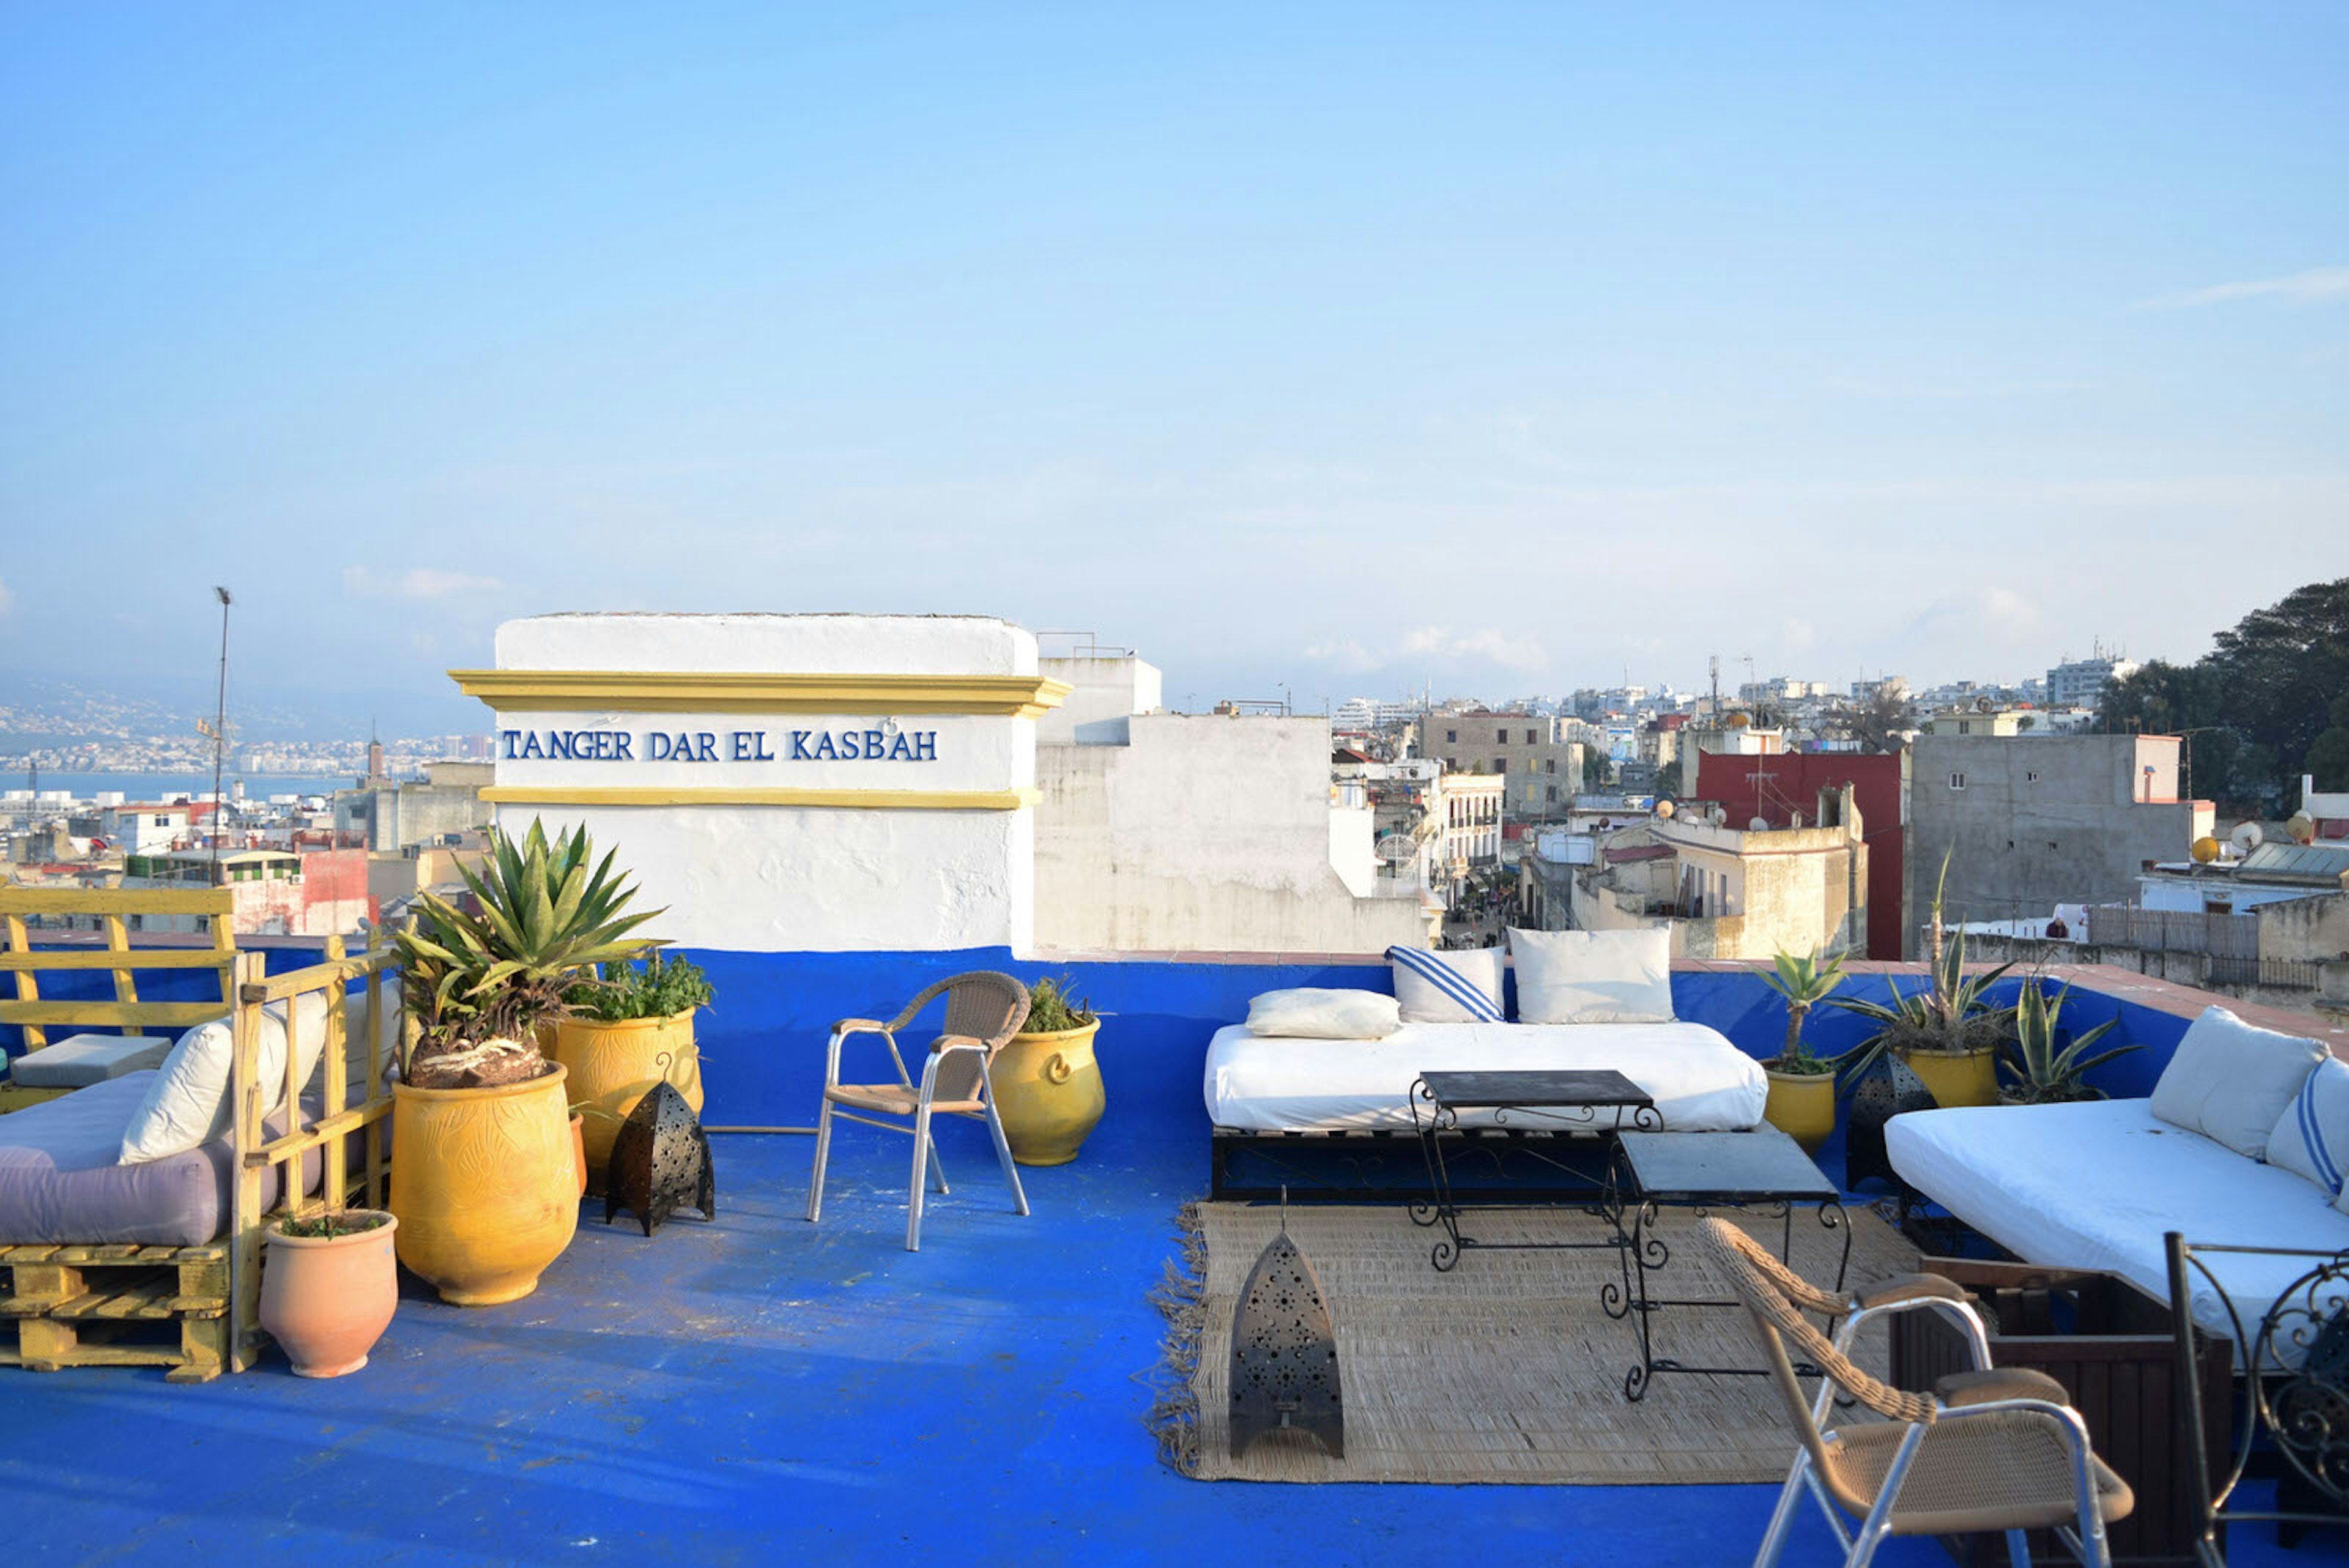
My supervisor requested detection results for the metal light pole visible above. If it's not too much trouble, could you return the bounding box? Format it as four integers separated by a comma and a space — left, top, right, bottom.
209, 587, 232, 887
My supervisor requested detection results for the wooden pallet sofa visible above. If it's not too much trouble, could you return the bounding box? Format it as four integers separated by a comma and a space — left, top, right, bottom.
0, 888, 396, 1381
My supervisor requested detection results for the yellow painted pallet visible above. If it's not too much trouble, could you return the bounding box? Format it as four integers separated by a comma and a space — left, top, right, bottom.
0, 1241, 230, 1383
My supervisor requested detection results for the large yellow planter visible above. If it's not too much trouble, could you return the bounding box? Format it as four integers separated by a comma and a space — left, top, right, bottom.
547, 1011, 703, 1180
388, 1063, 580, 1307
1898, 1045, 2001, 1109
990, 1020, 1104, 1167
1762, 1068, 1837, 1154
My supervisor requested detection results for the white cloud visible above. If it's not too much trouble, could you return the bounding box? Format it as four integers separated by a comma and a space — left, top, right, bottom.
1781, 618, 1817, 653
2135, 266, 2349, 310
1307, 625, 1548, 676
1301, 637, 1380, 673
343, 566, 504, 600
0, 576, 13, 616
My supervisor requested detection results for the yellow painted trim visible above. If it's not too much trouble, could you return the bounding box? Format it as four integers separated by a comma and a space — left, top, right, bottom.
480, 786, 1044, 811
448, 669, 1074, 717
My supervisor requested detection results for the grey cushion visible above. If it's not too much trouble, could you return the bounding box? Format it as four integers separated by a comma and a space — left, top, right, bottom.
9, 1032, 174, 1088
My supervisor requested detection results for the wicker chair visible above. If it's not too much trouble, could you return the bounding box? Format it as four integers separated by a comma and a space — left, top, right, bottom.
1699, 1217, 2135, 1568
805, 972, 1033, 1252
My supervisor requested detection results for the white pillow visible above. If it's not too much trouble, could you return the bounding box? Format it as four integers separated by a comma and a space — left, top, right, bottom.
119, 991, 332, 1165
2148, 1006, 2328, 1161
1245, 989, 1403, 1040
1508, 927, 1675, 1025
1386, 946, 1505, 1024
2270, 1057, 2349, 1198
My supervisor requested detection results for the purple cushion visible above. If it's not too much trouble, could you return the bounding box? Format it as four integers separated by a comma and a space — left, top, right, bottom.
0, 1071, 294, 1245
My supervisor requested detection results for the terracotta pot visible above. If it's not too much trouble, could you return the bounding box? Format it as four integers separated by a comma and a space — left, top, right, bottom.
388, 1061, 579, 1307
1897, 1044, 2001, 1109
547, 1011, 703, 1180
260, 1210, 398, 1378
570, 1113, 588, 1197
990, 1020, 1104, 1166
1762, 1067, 1836, 1153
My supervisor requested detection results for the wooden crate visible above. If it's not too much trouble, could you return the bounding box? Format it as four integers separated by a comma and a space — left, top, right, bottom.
1889, 1256, 2232, 1566
0, 1241, 231, 1384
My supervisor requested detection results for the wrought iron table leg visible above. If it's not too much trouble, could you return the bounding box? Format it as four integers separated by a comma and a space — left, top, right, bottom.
1408, 1077, 1464, 1271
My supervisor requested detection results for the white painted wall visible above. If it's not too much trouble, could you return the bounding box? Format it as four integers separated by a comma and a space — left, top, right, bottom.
476, 614, 1044, 953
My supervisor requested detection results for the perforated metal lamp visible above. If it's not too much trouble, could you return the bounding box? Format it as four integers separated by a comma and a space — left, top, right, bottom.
1229, 1209, 1343, 1459
604, 1081, 716, 1238
1845, 1054, 1935, 1197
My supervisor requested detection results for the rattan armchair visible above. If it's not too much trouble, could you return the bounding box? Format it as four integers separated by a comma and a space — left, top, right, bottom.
805, 972, 1032, 1251
1700, 1218, 2134, 1568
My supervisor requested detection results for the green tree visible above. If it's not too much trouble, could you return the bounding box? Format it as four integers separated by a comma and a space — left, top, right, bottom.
2307, 694, 2349, 792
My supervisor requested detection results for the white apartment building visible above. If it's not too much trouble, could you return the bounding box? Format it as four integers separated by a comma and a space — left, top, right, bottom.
2046, 654, 2139, 710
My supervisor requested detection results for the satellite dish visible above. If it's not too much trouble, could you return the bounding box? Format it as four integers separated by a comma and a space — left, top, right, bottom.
2230, 822, 2265, 856
1748, 816, 1772, 832
2288, 812, 2317, 845
1709, 805, 1729, 827
1975, 696, 1994, 713
1653, 799, 1675, 819
2191, 836, 2222, 864
1375, 833, 1417, 865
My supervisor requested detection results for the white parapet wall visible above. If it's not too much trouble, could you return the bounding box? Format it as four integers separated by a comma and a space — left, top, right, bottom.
453, 614, 1067, 953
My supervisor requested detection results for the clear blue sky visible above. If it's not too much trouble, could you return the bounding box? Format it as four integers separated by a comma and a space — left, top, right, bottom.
3, 4, 2342, 726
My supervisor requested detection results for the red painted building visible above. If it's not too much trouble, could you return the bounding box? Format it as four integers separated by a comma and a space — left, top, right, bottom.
1693, 750, 1904, 958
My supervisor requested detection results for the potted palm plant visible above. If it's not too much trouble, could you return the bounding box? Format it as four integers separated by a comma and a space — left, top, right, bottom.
552, 951, 714, 1189
1829, 852, 2015, 1109
1757, 947, 1843, 1152
991, 975, 1104, 1165
388, 820, 661, 1304
2001, 984, 2139, 1104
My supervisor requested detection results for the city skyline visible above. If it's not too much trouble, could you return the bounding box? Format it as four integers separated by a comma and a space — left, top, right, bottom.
3, 7, 2342, 722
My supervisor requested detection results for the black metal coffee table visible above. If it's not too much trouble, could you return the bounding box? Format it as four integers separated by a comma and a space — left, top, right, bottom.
1407, 1069, 1660, 1272
1600, 1128, 1850, 1401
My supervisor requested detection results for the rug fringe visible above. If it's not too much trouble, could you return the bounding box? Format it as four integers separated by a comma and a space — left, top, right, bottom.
1141, 1199, 1208, 1476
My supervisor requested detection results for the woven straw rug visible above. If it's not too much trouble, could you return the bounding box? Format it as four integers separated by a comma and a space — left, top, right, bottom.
1148, 1200, 1917, 1485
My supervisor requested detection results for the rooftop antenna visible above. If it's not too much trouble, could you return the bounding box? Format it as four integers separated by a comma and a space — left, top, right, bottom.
208, 586, 232, 889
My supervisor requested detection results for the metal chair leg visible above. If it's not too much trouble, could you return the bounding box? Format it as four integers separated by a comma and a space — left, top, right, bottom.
926, 1137, 951, 1194
1754, 1452, 1810, 1567
2005, 1529, 2032, 1568
905, 1105, 933, 1252
807, 1095, 834, 1222
979, 1061, 1030, 1217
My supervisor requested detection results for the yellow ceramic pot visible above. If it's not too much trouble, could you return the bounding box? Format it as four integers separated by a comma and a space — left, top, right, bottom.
388, 1062, 579, 1307
548, 1011, 703, 1178
1898, 1045, 2000, 1109
1762, 1068, 1837, 1153
990, 1020, 1104, 1167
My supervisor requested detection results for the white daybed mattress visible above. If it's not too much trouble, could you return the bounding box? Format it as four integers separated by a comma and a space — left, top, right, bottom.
1889, 1099, 2349, 1351
1203, 1020, 1768, 1134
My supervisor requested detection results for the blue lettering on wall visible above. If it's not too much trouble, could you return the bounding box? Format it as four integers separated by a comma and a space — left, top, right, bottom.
912, 731, 936, 760
499, 725, 942, 766
790, 730, 812, 760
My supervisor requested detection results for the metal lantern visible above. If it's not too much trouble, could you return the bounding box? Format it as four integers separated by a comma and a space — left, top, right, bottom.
1229, 1214, 1343, 1460
604, 1080, 716, 1238
1845, 1054, 1936, 1196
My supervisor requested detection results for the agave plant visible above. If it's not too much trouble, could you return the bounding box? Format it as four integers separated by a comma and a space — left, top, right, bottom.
1828, 849, 2015, 1087
2002, 984, 2139, 1104
393, 820, 665, 1089
1757, 947, 1844, 1075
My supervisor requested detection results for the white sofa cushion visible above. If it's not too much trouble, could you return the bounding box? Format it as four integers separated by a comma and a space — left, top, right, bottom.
1203, 1019, 1766, 1134
1508, 927, 1674, 1025
2268, 1057, 2349, 1198
1889, 1098, 2349, 1360
118, 992, 332, 1166
1386, 946, 1504, 1024
2148, 1006, 2327, 1161
1245, 989, 1402, 1040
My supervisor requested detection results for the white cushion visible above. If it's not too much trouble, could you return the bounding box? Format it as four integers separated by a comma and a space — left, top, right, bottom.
2148, 1006, 2328, 1161
2268, 1057, 2349, 1198
1508, 927, 1675, 1024
1244, 989, 1402, 1040
117, 992, 332, 1165
1386, 946, 1505, 1024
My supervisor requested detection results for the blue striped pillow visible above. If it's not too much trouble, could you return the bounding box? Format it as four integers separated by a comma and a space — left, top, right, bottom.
1386, 946, 1505, 1024
2268, 1057, 2349, 1198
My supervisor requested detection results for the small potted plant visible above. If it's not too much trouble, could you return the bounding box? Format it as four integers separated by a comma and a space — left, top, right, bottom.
2001, 984, 2139, 1104
1828, 851, 2015, 1109
551, 950, 714, 1188
259, 1208, 398, 1378
992, 975, 1104, 1165
388, 820, 661, 1304
1757, 947, 1844, 1152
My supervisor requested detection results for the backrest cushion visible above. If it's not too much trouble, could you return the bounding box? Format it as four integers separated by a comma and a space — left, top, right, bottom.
1245, 989, 1404, 1040
2148, 1005, 2328, 1161
1386, 946, 1505, 1024
2269, 1057, 2349, 1197
1509, 927, 1675, 1025
118, 990, 332, 1165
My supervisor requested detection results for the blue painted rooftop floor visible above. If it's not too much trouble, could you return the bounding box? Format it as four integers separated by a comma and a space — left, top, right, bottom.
1, 1116, 2333, 1564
